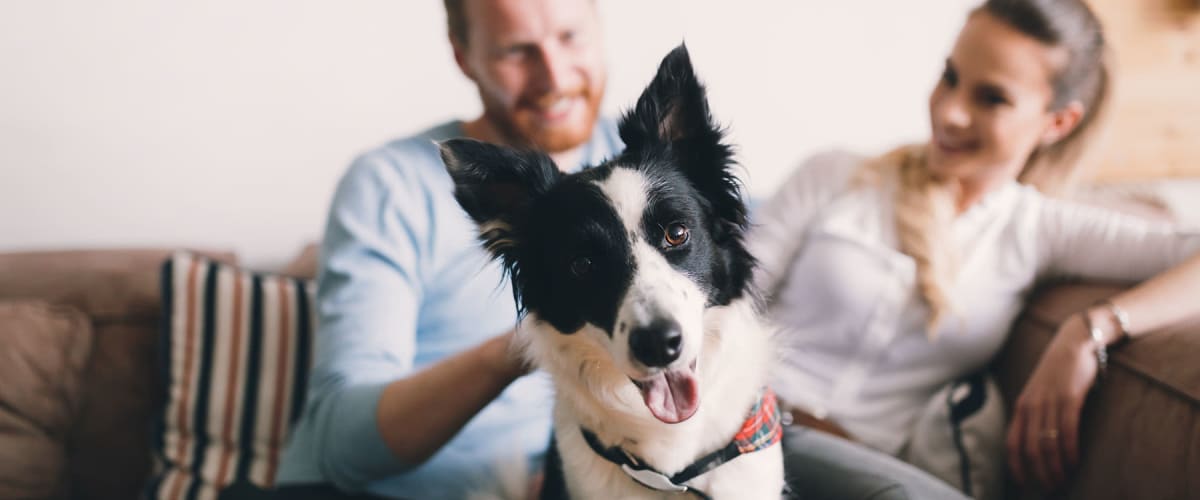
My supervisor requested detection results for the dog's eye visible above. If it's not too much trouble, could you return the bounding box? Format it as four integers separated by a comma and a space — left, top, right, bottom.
663, 223, 689, 248
570, 256, 592, 277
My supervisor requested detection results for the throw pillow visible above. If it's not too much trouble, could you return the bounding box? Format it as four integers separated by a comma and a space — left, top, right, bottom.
145, 253, 314, 499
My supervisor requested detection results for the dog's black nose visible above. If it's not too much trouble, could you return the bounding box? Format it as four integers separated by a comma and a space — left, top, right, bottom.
628, 319, 683, 368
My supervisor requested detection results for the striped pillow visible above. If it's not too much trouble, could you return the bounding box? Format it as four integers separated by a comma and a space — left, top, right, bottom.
146, 253, 314, 500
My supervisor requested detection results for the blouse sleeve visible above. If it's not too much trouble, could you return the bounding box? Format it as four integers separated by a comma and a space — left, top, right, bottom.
747, 150, 862, 301
1036, 194, 1200, 282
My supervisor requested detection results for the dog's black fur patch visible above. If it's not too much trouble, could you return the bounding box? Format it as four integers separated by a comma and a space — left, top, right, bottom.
442, 45, 754, 338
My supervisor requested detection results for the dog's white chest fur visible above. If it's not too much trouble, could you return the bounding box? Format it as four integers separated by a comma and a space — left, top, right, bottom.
524, 299, 784, 500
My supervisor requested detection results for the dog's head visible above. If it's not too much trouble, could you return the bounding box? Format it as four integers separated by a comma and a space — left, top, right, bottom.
441, 45, 753, 424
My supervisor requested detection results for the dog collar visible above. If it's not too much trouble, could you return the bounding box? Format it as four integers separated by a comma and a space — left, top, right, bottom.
579, 388, 782, 499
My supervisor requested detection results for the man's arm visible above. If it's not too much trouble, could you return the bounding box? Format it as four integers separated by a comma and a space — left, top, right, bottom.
303, 153, 526, 491
377, 329, 527, 465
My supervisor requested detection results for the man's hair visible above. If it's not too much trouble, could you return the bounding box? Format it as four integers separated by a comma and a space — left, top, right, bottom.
444, 0, 468, 45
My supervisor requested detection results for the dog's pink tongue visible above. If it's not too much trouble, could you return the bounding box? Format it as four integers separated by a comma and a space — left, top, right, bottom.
639, 369, 699, 424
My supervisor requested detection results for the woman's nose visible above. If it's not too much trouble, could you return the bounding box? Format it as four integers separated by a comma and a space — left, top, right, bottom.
935, 90, 971, 130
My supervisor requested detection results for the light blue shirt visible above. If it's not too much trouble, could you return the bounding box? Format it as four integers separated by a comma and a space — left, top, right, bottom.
278, 119, 623, 498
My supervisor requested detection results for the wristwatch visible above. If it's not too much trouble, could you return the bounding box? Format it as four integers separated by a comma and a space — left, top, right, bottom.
1082, 299, 1131, 377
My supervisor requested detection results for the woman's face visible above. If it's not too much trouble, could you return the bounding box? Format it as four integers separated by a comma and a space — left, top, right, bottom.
927, 11, 1080, 191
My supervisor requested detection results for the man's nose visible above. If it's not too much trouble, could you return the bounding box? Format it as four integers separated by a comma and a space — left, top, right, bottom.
532, 44, 578, 93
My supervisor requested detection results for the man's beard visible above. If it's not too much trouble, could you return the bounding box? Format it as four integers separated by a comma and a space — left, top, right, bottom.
481, 81, 605, 154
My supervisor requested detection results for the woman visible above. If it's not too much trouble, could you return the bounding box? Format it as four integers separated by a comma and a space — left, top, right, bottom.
751, 0, 1200, 498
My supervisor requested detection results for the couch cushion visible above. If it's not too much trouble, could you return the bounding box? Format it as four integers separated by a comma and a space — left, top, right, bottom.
147, 253, 314, 499
0, 301, 93, 499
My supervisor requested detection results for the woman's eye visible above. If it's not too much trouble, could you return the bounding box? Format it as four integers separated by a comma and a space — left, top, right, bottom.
663, 223, 689, 248
941, 66, 958, 88
570, 256, 592, 277
980, 91, 1008, 107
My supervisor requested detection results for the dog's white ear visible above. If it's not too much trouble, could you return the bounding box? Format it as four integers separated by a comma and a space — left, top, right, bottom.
439, 138, 560, 258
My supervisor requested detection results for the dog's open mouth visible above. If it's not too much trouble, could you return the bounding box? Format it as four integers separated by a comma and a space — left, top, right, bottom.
630, 359, 699, 424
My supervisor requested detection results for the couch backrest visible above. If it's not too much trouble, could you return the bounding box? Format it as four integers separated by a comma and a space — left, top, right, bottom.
0, 249, 235, 500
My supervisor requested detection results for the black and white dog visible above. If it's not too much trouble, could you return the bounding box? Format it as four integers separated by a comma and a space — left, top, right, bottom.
442, 46, 783, 500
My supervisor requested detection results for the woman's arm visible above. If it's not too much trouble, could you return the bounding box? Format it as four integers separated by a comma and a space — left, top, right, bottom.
1101, 252, 1200, 337
1010, 197, 1200, 491
1036, 195, 1200, 282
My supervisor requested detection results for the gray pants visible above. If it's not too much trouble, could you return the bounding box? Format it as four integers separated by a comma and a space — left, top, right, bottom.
784, 427, 970, 500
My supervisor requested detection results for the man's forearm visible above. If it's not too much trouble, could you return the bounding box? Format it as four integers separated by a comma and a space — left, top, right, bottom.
375, 331, 526, 466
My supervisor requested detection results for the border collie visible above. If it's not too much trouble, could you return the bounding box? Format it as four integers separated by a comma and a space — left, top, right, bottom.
441, 45, 783, 500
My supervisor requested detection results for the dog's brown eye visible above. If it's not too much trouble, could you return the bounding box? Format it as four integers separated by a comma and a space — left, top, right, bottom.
664, 223, 689, 247
570, 256, 592, 277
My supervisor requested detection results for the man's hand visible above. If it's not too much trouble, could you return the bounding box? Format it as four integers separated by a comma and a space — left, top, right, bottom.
487, 329, 535, 380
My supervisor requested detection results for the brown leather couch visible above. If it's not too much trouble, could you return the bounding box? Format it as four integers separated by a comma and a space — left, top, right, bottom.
1, 248, 1197, 499
0, 250, 235, 500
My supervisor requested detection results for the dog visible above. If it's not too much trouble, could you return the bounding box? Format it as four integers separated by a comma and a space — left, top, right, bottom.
441, 45, 784, 500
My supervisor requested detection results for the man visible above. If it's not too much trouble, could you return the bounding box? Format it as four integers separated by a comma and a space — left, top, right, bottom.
276, 0, 621, 497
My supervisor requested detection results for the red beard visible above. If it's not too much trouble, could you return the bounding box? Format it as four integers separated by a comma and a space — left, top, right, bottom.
482, 80, 605, 154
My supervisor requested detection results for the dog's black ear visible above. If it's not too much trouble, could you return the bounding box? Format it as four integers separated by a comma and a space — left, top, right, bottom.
439, 138, 560, 260
621, 43, 745, 228
620, 44, 755, 304
619, 44, 716, 149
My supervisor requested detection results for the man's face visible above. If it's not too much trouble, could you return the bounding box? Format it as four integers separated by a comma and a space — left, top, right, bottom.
456, 0, 606, 153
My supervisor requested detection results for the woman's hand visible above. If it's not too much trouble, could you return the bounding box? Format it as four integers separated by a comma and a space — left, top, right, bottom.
1005, 313, 1098, 491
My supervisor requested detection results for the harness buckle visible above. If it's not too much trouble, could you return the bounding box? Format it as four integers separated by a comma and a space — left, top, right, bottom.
621, 465, 689, 492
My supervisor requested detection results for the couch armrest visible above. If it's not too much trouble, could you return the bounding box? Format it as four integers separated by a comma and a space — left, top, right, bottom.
994, 283, 1200, 499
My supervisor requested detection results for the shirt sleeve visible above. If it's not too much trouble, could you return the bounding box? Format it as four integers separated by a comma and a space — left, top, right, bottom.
301, 152, 434, 490
1036, 194, 1200, 282
747, 150, 861, 301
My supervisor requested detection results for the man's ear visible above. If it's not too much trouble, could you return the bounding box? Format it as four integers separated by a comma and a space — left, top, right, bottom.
450, 36, 474, 80
439, 138, 560, 258
1041, 101, 1085, 146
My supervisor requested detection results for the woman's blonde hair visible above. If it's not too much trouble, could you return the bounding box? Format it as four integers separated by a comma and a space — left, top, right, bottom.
869, 0, 1112, 334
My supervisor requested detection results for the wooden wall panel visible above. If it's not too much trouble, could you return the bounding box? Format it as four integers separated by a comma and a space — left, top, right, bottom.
1087, 0, 1200, 181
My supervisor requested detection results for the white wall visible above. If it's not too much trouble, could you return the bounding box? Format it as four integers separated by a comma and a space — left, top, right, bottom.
0, 1, 977, 269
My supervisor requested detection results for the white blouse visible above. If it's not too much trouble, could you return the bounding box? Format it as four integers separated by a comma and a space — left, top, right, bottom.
749, 150, 1200, 455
